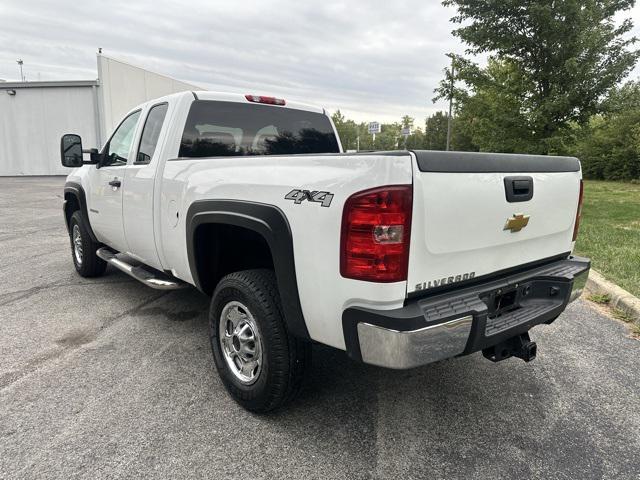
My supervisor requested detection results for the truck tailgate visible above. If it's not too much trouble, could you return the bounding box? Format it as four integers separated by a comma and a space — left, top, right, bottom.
407, 151, 582, 295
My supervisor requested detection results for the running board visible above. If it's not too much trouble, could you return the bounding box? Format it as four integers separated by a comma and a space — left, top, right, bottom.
96, 247, 188, 290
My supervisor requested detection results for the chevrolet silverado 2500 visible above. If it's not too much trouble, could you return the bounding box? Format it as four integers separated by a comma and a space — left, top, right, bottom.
60, 91, 590, 412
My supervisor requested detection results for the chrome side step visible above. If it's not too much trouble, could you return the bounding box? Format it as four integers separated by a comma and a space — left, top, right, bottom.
96, 247, 188, 290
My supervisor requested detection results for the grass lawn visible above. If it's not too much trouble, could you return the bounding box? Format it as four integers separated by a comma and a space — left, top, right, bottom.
574, 180, 640, 298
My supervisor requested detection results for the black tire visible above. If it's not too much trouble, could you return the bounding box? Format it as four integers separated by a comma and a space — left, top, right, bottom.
69, 210, 107, 278
209, 269, 311, 413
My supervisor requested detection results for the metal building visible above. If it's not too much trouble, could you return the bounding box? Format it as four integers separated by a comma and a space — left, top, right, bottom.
0, 54, 200, 176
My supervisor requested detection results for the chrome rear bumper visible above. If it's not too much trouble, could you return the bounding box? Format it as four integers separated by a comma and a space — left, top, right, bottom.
569, 269, 589, 303
357, 316, 473, 369
343, 256, 590, 370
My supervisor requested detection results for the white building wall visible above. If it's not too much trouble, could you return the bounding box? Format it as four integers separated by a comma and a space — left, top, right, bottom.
0, 84, 98, 176
0, 55, 202, 176
97, 55, 200, 142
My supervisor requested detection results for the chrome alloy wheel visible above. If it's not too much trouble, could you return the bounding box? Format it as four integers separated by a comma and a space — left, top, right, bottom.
219, 301, 263, 385
72, 224, 83, 265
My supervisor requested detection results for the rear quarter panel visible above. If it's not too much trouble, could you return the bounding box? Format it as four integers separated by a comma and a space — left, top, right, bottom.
160, 153, 413, 349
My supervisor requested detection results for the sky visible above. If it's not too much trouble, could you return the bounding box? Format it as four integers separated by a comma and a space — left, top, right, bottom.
1, 0, 640, 124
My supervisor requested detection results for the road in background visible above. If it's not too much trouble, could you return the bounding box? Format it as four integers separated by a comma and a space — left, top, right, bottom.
1, 177, 639, 479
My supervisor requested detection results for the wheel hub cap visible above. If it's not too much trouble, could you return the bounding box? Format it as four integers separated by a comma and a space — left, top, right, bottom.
219, 301, 263, 385
72, 224, 83, 265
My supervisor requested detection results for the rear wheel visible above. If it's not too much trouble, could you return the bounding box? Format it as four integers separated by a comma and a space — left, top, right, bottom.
69, 211, 107, 278
209, 269, 311, 413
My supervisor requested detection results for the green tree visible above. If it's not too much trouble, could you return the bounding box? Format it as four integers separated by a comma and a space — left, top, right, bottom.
405, 128, 425, 150
401, 115, 414, 129
331, 110, 360, 151
439, 0, 639, 153
450, 116, 478, 152
353, 122, 370, 150
398, 116, 419, 149
424, 111, 449, 150
574, 82, 640, 180
375, 122, 401, 150
455, 59, 540, 152
331, 110, 346, 143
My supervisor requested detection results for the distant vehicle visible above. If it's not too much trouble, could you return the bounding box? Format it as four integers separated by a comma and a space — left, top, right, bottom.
60, 91, 590, 412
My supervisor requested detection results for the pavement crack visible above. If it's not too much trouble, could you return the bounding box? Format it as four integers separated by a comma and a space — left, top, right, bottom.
0, 250, 61, 268
0, 279, 136, 307
0, 291, 168, 391
99, 291, 169, 331
0, 226, 63, 241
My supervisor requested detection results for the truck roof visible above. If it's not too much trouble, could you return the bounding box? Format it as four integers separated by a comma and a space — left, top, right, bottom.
192, 91, 326, 114
129, 91, 327, 119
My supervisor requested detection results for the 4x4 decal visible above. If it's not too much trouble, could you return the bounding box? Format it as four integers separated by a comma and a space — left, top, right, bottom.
285, 189, 334, 207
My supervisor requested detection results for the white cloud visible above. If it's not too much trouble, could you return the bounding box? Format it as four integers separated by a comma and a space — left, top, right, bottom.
1, 0, 639, 124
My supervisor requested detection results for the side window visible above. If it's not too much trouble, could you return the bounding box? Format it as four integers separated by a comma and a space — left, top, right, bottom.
103, 111, 141, 167
136, 103, 168, 164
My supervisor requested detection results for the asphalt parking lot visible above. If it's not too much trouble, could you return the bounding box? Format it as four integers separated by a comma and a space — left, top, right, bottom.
1, 176, 639, 479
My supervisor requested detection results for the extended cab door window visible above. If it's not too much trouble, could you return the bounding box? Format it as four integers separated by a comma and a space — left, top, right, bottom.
121, 102, 169, 271
87, 110, 140, 254
102, 111, 141, 167
136, 103, 168, 164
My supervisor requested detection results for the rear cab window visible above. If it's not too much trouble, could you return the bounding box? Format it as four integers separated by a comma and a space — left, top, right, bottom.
136, 103, 168, 164
178, 100, 340, 158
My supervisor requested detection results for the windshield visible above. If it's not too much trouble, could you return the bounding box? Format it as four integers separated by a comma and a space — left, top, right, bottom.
179, 100, 340, 157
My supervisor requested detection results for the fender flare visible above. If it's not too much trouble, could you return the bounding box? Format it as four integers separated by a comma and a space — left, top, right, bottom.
186, 199, 310, 340
64, 182, 98, 243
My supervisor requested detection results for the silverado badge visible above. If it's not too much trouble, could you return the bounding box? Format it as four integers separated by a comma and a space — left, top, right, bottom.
504, 213, 530, 233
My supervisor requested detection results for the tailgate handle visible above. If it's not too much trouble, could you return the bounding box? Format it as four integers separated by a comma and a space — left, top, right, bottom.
504, 176, 533, 202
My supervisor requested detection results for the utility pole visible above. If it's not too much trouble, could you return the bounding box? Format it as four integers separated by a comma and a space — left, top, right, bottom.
17, 59, 24, 82
446, 57, 455, 151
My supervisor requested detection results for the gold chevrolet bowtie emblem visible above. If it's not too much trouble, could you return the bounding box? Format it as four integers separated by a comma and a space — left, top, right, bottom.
504, 213, 530, 233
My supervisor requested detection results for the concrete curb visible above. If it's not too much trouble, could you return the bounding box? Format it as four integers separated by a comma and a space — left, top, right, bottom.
585, 270, 640, 324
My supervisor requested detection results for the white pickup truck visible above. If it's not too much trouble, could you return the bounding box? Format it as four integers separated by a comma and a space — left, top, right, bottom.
61, 91, 590, 412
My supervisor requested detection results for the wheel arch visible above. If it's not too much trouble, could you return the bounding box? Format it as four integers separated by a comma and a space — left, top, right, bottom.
64, 182, 98, 242
186, 199, 310, 340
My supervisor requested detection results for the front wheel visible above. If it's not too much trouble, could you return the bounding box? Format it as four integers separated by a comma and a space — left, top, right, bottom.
209, 269, 311, 413
69, 211, 107, 278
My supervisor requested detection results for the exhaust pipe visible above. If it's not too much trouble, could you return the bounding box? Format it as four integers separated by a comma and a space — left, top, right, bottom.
483, 332, 537, 363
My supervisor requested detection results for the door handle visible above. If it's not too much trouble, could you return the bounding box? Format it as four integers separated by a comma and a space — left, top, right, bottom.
512, 180, 531, 195
108, 178, 121, 188
504, 176, 533, 202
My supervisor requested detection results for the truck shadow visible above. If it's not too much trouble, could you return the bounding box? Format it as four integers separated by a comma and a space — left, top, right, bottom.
127, 287, 606, 477
139, 285, 552, 422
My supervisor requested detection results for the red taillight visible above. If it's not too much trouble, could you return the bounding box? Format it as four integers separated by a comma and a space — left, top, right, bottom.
245, 94, 286, 106
340, 185, 413, 282
572, 180, 584, 241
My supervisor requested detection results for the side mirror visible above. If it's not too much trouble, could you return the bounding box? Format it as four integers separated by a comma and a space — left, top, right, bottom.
60, 134, 84, 168
89, 149, 103, 167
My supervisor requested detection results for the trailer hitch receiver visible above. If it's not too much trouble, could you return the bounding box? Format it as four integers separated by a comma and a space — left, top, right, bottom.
482, 332, 537, 363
